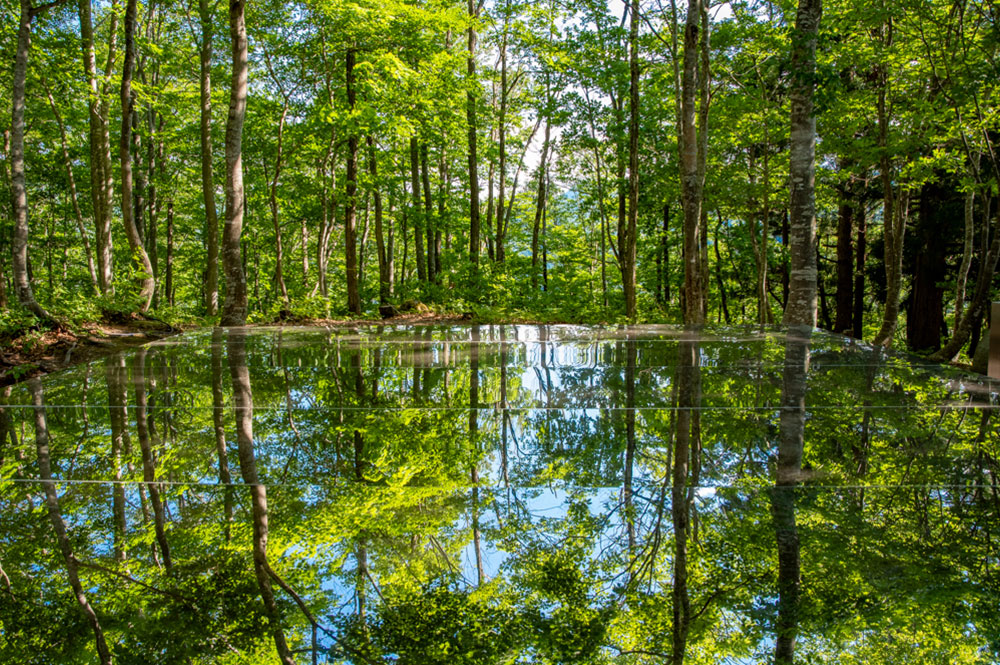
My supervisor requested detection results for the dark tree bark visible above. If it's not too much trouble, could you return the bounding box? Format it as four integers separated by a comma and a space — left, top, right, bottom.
29, 378, 113, 665
783, 0, 822, 327
907, 183, 950, 352
835, 200, 853, 333
409, 137, 426, 284
531, 121, 551, 289
466, 0, 481, 274
199, 0, 220, 316
624, 0, 641, 320
120, 0, 157, 311
852, 201, 866, 339
345, 47, 361, 314
494, 25, 509, 265
165, 200, 174, 306
421, 143, 436, 283
220, 0, 249, 326
368, 137, 390, 304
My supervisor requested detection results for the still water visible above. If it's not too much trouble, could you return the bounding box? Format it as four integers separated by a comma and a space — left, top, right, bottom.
0, 325, 997, 663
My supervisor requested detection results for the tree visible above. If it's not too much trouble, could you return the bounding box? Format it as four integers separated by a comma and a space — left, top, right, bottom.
220, 0, 249, 326
198, 0, 220, 316
119, 0, 156, 311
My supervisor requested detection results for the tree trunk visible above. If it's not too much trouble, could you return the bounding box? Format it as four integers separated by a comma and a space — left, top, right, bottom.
466, 0, 481, 274
345, 48, 361, 314
165, 200, 174, 306
931, 208, 1000, 361
270, 102, 290, 305
531, 121, 551, 289
852, 201, 866, 339
955, 169, 976, 327
368, 137, 390, 304
872, 35, 906, 347
120, 0, 156, 311
29, 378, 113, 665
783, 0, 821, 328
199, 0, 219, 316
409, 137, 426, 284
626, 0, 640, 320
421, 143, 435, 283
10, 1, 60, 323
680, 0, 706, 325
834, 200, 853, 333
220, 0, 249, 326
43, 80, 99, 293
907, 184, 948, 352
495, 31, 509, 265
78, 0, 115, 295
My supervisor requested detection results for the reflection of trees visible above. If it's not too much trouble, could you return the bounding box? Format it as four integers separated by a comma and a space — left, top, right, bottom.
133, 348, 172, 571
773, 326, 810, 664
2, 326, 999, 662
671, 337, 701, 664
28, 378, 113, 664
226, 330, 296, 664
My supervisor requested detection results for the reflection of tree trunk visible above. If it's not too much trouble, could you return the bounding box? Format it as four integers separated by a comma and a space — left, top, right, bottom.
227, 331, 296, 664
623, 335, 637, 563
0, 387, 18, 471
773, 326, 810, 664
105, 354, 130, 561
469, 326, 484, 586
671, 338, 700, 665
29, 378, 113, 665
133, 349, 172, 571
500, 326, 509, 487
211, 328, 234, 540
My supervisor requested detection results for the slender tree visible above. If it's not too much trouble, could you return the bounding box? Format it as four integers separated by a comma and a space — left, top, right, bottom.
119, 0, 157, 311
199, 0, 220, 316
220, 0, 249, 326
10, 0, 64, 324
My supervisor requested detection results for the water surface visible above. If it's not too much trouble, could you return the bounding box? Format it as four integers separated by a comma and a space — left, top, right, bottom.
1, 325, 997, 663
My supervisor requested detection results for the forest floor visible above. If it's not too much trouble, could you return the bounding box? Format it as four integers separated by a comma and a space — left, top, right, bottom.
0, 310, 501, 387
0, 318, 181, 387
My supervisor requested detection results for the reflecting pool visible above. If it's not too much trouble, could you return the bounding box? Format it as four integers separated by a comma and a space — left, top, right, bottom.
1, 325, 997, 663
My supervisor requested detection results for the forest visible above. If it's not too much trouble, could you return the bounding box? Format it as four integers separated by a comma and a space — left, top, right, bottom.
1, 0, 998, 359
